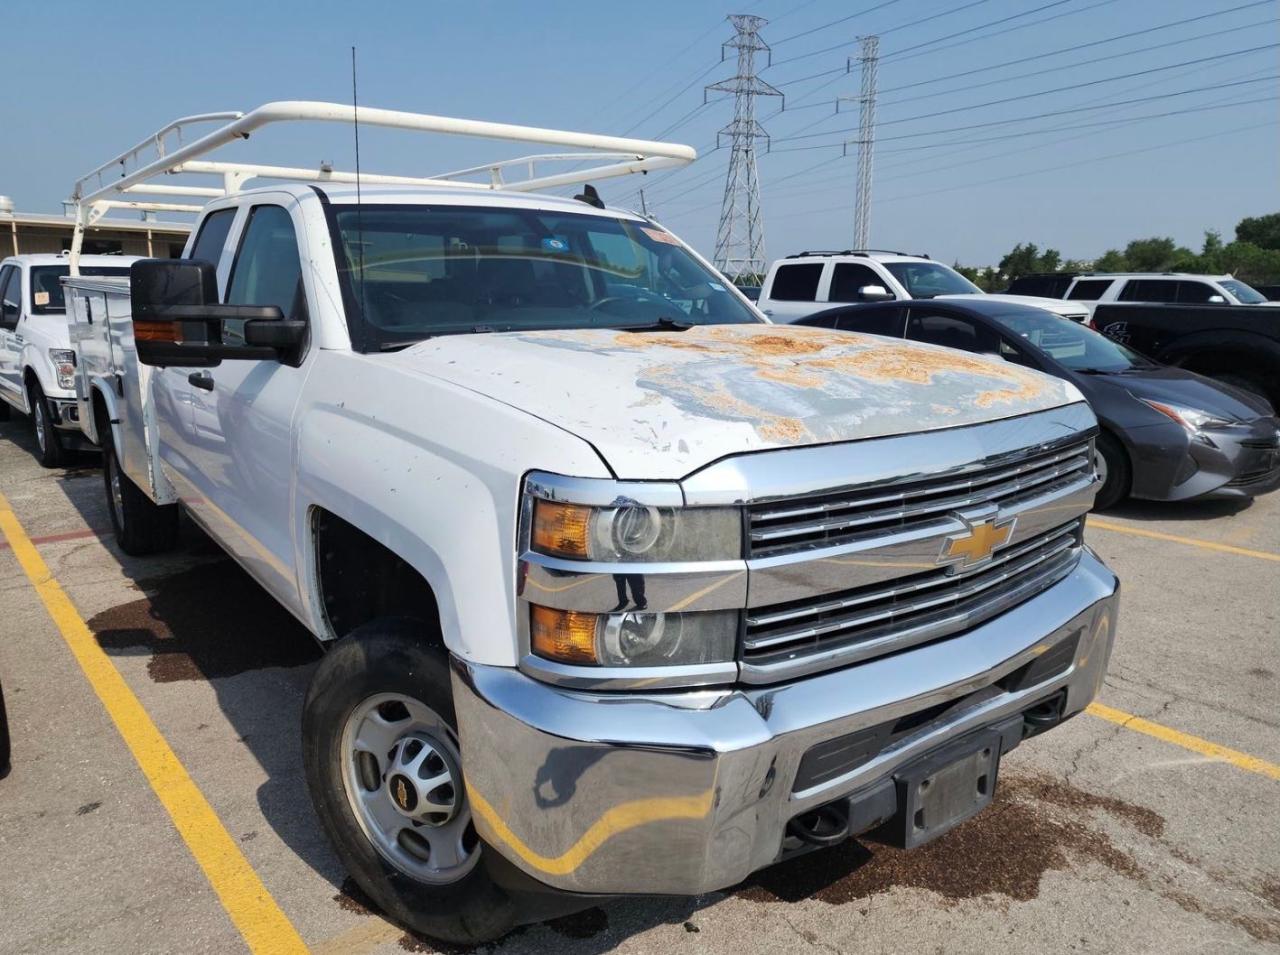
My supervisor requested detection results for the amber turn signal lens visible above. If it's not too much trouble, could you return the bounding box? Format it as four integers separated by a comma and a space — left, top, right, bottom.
133, 319, 183, 343
531, 500, 593, 559
530, 605, 599, 665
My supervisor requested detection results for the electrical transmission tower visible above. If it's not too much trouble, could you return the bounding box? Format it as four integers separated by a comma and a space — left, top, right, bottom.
852, 35, 879, 250
706, 15, 782, 283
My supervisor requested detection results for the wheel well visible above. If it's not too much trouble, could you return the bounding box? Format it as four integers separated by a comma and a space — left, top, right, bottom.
23, 366, 39, 394
1172, 348, 1269, 378
91, 389, 111, 447
313, 509, 443, 644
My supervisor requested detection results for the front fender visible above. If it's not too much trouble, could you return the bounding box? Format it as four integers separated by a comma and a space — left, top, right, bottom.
291, 351, 610, 665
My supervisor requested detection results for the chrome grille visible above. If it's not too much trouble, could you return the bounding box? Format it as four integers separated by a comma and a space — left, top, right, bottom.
742, 520, 1083, 674
747, 439, 1092, 557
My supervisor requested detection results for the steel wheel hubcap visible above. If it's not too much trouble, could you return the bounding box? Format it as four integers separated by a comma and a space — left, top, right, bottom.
108, 453, 125, 526
34, 402, 46, 450
341, 693, 480, 884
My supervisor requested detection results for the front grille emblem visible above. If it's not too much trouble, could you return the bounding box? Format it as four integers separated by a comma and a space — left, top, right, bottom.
938, 514, 1017, 570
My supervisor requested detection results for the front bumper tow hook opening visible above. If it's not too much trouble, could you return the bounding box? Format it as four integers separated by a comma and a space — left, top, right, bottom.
787, 802, 851, 847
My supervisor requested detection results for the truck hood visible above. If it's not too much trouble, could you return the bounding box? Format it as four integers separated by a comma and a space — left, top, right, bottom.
380, 324, 1083, 480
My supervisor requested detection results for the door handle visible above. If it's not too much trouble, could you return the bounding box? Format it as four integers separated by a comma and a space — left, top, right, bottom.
12, 334, 23, 344
188, 372, 214, 392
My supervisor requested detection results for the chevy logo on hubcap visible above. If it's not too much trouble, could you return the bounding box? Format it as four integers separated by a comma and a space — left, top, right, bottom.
938, 514, 1017, 570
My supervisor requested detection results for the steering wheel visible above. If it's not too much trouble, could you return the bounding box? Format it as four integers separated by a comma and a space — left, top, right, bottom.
589, 296, 634, 312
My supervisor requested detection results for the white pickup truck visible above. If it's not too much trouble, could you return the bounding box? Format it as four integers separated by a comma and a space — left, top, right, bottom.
0, 253, 134, 465
65, 103, 1119, 944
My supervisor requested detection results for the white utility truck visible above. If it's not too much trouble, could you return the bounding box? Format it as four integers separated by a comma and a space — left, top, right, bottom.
0, 253, 134, 465
65, 103, 1118, 944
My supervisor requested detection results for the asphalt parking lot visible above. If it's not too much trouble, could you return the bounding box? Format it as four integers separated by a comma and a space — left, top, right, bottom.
1, 418, 1277, 955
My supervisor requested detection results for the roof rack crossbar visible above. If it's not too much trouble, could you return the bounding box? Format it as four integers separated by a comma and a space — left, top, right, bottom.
67, 100, 696, 273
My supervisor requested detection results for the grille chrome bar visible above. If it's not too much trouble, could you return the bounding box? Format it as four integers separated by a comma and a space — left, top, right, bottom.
742, 521, 1082, 667
748, 440, 1091, 556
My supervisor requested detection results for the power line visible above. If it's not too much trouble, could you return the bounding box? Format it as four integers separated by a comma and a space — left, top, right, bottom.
880, 0, 1076, 61
877, 0, 1275, 96
771, 55, 1280, 145
881, 16, 1278, 107
770, 0, 902, 46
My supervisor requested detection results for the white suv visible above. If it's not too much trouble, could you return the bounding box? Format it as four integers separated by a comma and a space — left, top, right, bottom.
1062, 273, 1277, 317
758, 250, 1089, 324
0, 253, 136, 466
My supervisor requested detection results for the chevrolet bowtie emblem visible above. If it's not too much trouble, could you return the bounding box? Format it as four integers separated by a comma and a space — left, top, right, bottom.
938, 514, 1017, 570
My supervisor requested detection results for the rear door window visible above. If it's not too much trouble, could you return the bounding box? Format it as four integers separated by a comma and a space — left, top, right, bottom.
187, 208, 238, 269
1067, 279, 1112, 301
1118, 279, 1179, 303
905, 311, 1000, 353
829, 263, 891, 302
769, 263, 823, 302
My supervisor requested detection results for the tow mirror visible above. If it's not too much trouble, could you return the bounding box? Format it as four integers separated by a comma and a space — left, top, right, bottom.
130, 259, 304, 368
857, 284, 895, 302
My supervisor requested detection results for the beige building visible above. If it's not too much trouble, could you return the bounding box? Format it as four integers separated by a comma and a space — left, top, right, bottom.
0, 197, 190, 258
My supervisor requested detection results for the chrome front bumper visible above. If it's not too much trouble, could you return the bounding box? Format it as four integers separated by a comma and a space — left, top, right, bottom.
453, 548, 1119, 896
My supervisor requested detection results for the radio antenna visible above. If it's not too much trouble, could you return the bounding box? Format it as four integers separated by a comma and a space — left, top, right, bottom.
351, 46, 367, 328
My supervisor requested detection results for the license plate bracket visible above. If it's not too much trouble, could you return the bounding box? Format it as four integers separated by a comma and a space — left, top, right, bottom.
891, 729, 1005, 849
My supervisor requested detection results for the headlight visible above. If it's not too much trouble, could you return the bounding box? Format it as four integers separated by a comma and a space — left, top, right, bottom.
530, 604, 737, 667
531, 498, 742, 562
49, 349, 77, 390
1139, 398, 1234, 433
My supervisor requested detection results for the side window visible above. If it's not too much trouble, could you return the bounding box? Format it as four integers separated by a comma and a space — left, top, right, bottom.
0, 267, 19, 330
905, 311, 999, 354
226, 205, 305, 319
1174, 281, 1217, 304
837, 306, 904, 337
769, 263, 823, 302
829, 263, 891, 302
1118, 279, 1178, 303
1067, 279, 1111, 301
186, 208, 237, 268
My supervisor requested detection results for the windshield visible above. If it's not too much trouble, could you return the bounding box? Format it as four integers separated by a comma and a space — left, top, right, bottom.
330, 204, 760, 347
31, 265, 129, 313
1220, 278, 1267, 304
988, 309, 1153, 372
883, 261, 982, 298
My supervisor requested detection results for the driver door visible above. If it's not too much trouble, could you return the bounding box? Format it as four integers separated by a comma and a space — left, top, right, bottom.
177, 200, 312, 616
0, 266, 23, 405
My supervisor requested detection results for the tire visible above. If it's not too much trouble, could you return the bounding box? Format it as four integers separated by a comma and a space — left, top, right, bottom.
28, 380, 67, 468
0, 398, 10, 421
303, 619, 517, 945
102, 430, 179, 556
0, 680, 10, 775
1092, 431, 1130, 511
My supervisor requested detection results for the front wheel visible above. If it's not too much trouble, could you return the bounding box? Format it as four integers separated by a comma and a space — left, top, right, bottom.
303, 620, 517, 944
1092, 432, 1130, 511
29, 381, 67, 468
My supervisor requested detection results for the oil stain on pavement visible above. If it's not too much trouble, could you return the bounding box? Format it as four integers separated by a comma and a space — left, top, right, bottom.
736, 772, 1280, 943
88, 561, 320, 681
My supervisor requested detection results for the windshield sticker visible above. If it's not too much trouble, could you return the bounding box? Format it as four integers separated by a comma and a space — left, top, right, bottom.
709, 282, 726, 292
33, 291, 50, 306
540, 236, 570, 253
641, 227, 681, 246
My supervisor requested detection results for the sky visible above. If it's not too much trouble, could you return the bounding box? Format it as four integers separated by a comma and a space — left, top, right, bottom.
3, 0, 1277, 267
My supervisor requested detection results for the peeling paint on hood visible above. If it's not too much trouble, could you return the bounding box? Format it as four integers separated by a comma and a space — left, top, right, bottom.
381, 324, 1084, 480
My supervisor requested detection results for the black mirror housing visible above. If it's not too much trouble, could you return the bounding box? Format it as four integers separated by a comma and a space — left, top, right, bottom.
132, 258, 218, 317
128, 259, 300, 368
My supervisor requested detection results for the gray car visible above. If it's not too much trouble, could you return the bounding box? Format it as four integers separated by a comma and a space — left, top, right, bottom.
798, 299, 1280, 509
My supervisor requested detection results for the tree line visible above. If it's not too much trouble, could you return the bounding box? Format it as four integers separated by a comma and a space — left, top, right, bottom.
954, 212, 1280, 292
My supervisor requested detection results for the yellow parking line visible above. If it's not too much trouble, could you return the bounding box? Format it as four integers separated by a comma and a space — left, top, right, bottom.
1087, 702, 1280, 781
1088, 518, 1280, 563
0, 491, 309, 955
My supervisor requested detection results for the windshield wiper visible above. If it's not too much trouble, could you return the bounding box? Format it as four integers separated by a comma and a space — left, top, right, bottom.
617, 316, 694, 333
